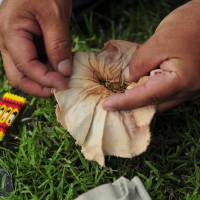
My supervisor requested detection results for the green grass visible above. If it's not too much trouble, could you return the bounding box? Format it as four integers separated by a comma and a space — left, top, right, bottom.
1, 0, 200, 199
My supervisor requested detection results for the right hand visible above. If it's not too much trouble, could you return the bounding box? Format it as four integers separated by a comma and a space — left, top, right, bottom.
103, 0, 200, 112
0, 0, 72, 97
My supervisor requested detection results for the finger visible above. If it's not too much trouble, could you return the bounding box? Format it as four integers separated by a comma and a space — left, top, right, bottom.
6, 31, 69, 90
128, 34, 168, 82
1, 50, 53, 97
103, 69, 183, 111
157, 99, 184, 112
41, 6, 72, 76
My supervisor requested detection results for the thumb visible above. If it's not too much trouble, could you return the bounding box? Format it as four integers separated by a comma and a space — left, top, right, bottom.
128, 34, 168, 82
42, 16, 72, 76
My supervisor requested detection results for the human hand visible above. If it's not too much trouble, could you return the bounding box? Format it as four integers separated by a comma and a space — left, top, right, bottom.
103, 0, 200, 111
0, 0, 72, 97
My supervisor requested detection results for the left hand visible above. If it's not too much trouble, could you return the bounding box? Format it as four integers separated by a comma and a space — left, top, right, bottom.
103, 0, 200, 112
0, 0, 72, 97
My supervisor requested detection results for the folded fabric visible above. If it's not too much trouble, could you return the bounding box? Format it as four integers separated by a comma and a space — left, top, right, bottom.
55, 40, 156, 166
75, 176, 151, 200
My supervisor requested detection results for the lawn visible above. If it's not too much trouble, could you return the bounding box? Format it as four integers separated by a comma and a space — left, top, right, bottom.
0, 0, 200, 199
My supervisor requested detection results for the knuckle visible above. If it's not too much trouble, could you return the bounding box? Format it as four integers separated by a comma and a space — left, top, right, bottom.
126, 101, 135, 110
7, 77, 19, 88
15, 62, 25, 73
50, 39, 70, 51
39, 73, 56, 87
123, 93, 135, 109
148, 95, 160, 105
47, 39, 70, 62
143, 84, 161, 105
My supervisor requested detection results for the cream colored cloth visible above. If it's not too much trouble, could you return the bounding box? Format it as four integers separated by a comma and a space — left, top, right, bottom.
75, 176, 151, 200
55, 40, 156, 166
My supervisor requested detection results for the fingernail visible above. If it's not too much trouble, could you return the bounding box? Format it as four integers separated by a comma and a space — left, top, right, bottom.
51, 88, 55, 94
150, 69, 163, 76
58, 59, 72, 76
122, 68, 130, 81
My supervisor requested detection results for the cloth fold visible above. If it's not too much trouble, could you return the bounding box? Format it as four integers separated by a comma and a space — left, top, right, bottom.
55, 40, 156, 166
75, 176, 152, 200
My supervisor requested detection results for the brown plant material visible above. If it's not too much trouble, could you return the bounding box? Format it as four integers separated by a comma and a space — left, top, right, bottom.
54, 40, 156, 166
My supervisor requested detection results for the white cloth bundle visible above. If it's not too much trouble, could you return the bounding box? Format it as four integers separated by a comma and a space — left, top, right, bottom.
55, 40, 156, 166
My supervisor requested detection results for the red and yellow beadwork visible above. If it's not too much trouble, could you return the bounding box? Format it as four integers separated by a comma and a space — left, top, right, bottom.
0, 93, 26, 141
